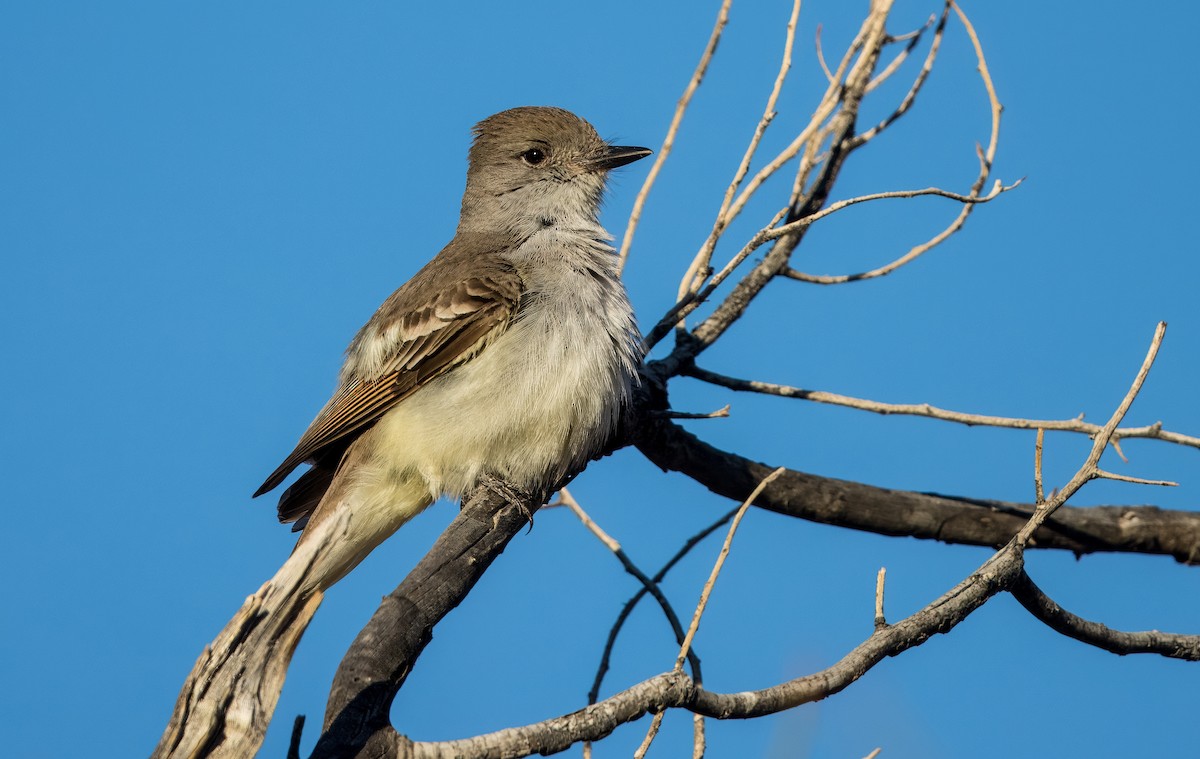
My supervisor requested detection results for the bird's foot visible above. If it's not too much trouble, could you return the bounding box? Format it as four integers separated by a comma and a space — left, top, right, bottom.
477, 474, 538, 530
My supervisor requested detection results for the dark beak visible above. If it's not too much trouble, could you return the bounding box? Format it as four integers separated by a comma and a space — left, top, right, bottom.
587, 144, 653, 171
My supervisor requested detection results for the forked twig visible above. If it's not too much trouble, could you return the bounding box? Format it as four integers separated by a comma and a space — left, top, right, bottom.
559, 488, 703, 683
676, 0, 802, 305
851, 5, 950, 148
645, 176, 1014, 350
1012, 322, 1167, 545
589, 507, 741, 705
866, 14, 936, 94
635, 467, 784, 758
785, 3, 1001, 285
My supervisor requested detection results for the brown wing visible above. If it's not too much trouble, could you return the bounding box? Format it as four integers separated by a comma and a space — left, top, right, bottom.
254, 264, 524, 499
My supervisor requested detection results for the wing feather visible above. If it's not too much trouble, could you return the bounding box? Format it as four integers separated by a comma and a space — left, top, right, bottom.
254, 260, 523, 499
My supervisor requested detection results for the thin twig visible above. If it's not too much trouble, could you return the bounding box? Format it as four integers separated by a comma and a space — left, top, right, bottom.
851, 5, 949, 147
1111, 438, 1130, 463
1034, 429, 1045, 503
656, 404, 731, 420
814, 24, 835, 84
685, 365, 1200, 451
617, 0, 732, 274
560, 488, 703, 683
589, 507, 741, 705
780, 177, 1016, 284
1093, 470, 1178, 487
644, 206, 788, 353
635, 468, 782, 759
633, 712, 665, 759
724, 15, 871, 224
287, 715, 305, 759
865, 14, 935, 94
788, 123, 832, 211
676, 468, 785, 670
676, 0, 801, 305
785, 2, 1001, 286
874, 568, 887, 629
644, 3, 896, 363
646, 178, 1013, 351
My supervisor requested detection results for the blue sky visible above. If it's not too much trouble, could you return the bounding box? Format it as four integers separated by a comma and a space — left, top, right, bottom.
3, 2, 1197, 757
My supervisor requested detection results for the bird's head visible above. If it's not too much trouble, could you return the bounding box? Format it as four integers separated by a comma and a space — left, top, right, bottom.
458, 106, 650, 237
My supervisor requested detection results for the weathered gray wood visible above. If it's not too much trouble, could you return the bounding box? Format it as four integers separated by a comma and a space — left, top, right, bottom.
151, 512, 348, 759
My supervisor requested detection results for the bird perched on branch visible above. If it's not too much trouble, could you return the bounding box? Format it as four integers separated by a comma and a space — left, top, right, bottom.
255, 106, 651, 590
155, 107, 650, 759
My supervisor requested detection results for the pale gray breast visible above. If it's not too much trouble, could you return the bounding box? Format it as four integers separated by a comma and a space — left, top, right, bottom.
509, 227, 640, 370
504, 226, 641, 445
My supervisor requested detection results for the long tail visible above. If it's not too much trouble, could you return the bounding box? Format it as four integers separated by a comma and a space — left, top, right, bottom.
150, 511, 350, 759
152, 467, 436, 759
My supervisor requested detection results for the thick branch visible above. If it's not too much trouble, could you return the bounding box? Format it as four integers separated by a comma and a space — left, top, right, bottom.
408, 505, 1025, 758
152, 513, 347, 759
351, 324, 1193, 758
633, 417, 1200, 565
310, 479, 549, 759
1010, 571, 1200, 660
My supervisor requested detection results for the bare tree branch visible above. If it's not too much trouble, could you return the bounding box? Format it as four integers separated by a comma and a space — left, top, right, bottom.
685, 364, 1200, 450
398, 322, 1191, 759
789, 4, 1003, 285
1007, 323, 1166, 548
874, 568, 887, 629
723, 11, 874, 224
632, 414, 1200, 565
309, 479, 549, 759
1093, 469, 1178, 487
559, 487, 703, 685
589, 506, 740, 705
152, 512, 346, 759
676, 468, 784, 669
1034, 428, 1046, 503
865, 14, 936, 94
616, 0, 732, 274
683, 1, 892, 358
643, 4, 895, 360
1010, 571, 1200, 660
851, 7, 949, 148
814, 24, 835, 84
676, 0, 801, 305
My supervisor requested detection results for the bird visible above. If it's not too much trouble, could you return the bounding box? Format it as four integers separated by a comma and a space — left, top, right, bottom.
253, 106, 651, 592
154, 106, 653, 759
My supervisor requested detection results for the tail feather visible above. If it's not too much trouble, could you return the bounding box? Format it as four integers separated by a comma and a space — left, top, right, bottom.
277, 465, 336, 530
151, 509, 350, 759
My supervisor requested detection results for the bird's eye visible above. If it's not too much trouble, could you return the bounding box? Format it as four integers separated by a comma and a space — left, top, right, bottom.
521, 148, 547, 165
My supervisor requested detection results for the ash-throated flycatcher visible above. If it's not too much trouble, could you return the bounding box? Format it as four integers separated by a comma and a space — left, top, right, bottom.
254, 106, 650, 590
